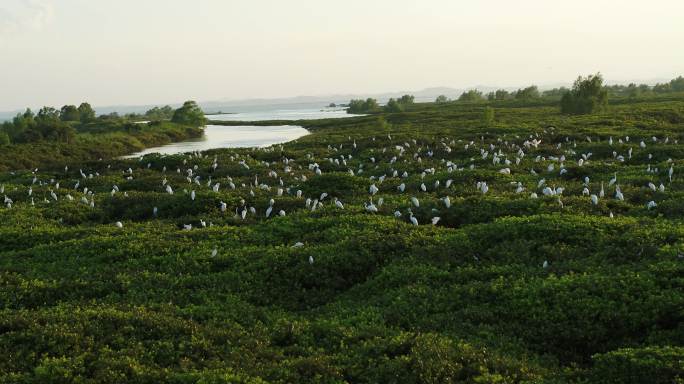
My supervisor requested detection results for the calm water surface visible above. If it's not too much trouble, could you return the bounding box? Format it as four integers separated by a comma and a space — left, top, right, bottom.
123, 107, 359, 158
207, 107, 353, 121
123, 125, 308, 158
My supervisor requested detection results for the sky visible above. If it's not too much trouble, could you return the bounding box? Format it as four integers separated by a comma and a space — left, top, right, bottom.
0, 0, 683, 112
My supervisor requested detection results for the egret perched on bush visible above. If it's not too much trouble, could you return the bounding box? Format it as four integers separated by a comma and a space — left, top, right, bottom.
608, 173, 617, 187
364, 200, 378, 213
590, 194, 598, 206
369, 184, 379, 195
409, 214, 418, 226
442, 196, 451, 208
410, 196, 420, 208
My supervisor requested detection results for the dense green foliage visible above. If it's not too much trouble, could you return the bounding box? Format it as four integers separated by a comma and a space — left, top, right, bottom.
1, 107, 76, 144
458, 89, 484, 102
77, 102, 97, 123
513, 85, 541, 100
96, 105, 175, 122
144, 105, 176, 121
0, 102, 207, 171
487, 87, 543, 102
487, 89, 510, 101
382, 95, 415, 113
1, 103, 190, 146
347, 98, 380, 114
654, 76, 684, 93
1, 92, 684, 382
172, 101, 208, 127
561, 73, 609, 115
0, 120, 203, 172
435, 95, 449, 104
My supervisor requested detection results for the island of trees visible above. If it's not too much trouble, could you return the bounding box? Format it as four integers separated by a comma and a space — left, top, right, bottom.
0, 101, 207, 170
0, 101, 205, 146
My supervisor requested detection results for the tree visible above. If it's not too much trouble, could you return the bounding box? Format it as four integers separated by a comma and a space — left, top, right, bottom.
653, 83, 671, 93
458, 90, 484, 102
347, 99, 365, 113
398, 94, 415, 105
495, 89, 510, 100
669, 76, 684, 92
364, 98, 379, 111
4, 109, 35, 140
384, 98, 404, 113
36, 107, 60, 124
435, 95, 449, 104
560, 73, 608, 115
60, 105, 80, 122
650, 76, 683, 93
78, 103, 96, 123
145, 105, 175, 120
514, 86, 540, 100
171, 101, 207, 127
347, 98, 379, 114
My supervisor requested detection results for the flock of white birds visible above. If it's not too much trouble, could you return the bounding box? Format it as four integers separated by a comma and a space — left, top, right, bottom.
1, 126, 678, 253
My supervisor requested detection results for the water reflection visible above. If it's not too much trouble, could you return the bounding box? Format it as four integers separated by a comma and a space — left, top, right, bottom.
123, 124, 308, 158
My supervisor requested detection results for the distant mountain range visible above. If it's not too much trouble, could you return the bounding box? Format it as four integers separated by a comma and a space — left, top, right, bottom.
0, 77, 674, 121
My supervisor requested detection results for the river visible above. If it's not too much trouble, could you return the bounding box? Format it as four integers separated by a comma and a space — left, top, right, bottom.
122, 106, 359, 158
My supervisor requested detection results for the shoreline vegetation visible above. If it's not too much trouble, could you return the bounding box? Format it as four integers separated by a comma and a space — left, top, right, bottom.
0, 101, 207, 171
1, 74, 683, 382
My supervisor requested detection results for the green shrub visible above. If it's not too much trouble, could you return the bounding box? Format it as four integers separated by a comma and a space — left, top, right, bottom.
590, 346, 684, 384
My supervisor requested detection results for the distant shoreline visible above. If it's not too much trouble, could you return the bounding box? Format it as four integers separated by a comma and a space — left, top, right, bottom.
204, 112, 237, 116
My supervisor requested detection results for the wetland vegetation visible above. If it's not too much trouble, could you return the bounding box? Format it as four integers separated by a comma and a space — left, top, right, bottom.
1, 75, 683, 383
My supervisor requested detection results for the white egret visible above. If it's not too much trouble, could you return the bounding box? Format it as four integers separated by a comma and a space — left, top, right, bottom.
590, 194, 598, 205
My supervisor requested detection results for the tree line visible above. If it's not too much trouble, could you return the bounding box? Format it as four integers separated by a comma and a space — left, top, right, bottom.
347, 95, 415, 114
347, 74, 682, 117
1, 101, 206, 145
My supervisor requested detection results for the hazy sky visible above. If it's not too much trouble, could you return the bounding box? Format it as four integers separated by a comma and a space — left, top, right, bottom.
1, 0, 683, 111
